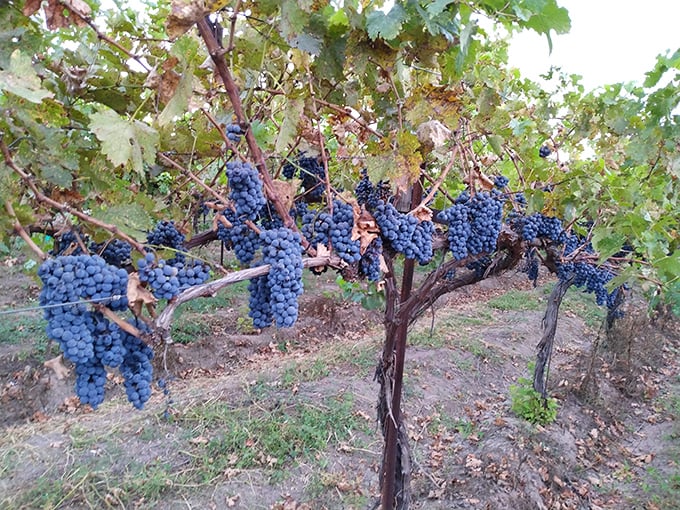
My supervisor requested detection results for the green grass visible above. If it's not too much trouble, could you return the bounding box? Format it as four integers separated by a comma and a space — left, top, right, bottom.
486, 289, 544, 311
0, 314, 47, 346
280, 358, 331, 388
170, 316, 213, 344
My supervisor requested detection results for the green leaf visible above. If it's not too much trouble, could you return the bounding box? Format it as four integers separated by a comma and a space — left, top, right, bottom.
158, 70, 193, 127
92, 203, 153, 238
275, 98, 304, 153
89, 109, 159, 178
591, 227, 626, 261
366, 4, 407, 41
0, 50, 54, 103
486, 134, 504, 156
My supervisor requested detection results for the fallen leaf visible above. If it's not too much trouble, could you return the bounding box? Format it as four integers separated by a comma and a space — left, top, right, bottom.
44, 355, 70, 380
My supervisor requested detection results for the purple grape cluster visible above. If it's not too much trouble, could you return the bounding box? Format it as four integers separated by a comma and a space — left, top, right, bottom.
355, 170, 391, 209
330, 200, 361, 264
359, 237, 383, 282
301, 208, 332, 248
438, 203, 471, 261
37, 255, 156, 409
147, 220, 186, 263
283, 155, 326, 200
466, 192, 504, 255
521, 213, 564, 242
52, 229, 88, 256
217, 211, 261, 265
176, 260, 211, 290
120, 325, 154, 410
226, 161, 267, 220
494, 175, 509, 189
248, 228, 304, 328
137, 253, 180, 300
89, 239, 132, 267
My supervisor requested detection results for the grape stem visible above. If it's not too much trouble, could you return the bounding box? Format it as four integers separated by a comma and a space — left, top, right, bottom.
5, 201, 47, 260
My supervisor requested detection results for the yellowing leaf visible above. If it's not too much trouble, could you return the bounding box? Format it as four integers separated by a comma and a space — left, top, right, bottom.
0, 50, 54, 103
158, 70, 193, 127
166, 0, 207, 40
89, 109, 159, 177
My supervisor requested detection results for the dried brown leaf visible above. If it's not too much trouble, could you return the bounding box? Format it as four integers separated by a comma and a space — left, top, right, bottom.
44, 355, 70, 380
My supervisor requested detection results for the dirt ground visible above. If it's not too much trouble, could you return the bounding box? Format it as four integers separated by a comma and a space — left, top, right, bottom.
0, 258, 678, 510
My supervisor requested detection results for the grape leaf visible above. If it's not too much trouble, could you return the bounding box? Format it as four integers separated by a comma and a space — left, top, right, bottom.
0, 50, 54, 103
275, 98, 304, 153
92, 203, 152, 237
158, 70, 193, 127
89, 109, 159, 177
366, 4, 407, 41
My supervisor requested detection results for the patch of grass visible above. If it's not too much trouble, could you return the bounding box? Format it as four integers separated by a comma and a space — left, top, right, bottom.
281, 358, 331, 388
0, 314, 47, 345
181, 393, 362, 479
561, 287, 606, 328
170, 316, 212, 344
176, 283, 247, 314
409, 327, 447, 348
486, 289, 543, 311
642, 467, 680, 507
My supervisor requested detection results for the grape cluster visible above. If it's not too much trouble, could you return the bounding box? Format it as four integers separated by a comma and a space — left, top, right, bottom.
147, 220, 186, 262
406, 219, 435, 264
176, 260, 211, 290
120, 325, 154, 410
217, 211, 261, 265
359, 237, 383, 282
355, 170, 391, 208
137, 253, 180, 300
494, 175, 509, 189
52, 229, 88, 256
38, 255, 156, 409
466, 192, 504, 255
89, 239, 132, 267
522, 248, 540, 286
248, 272, 272, 329
75, 359, 107, 409
301, 208, 332, 248
330, 200, 361, 264
539, 145, 551, 158
248, 228, 304, 328
226, 161, 267, 220
521, 213, 564, 242
466, 256, 492, 278
283, 155, 326, 200
226, 123, 242, 143
438, 204, 471, 261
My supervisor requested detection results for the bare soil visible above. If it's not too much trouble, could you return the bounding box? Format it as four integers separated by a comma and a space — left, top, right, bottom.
0, 261, 678, 510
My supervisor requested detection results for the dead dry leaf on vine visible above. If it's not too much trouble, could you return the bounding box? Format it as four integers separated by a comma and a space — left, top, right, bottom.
166, 0, 207, 39
412, 204, 433, 222
43, 0, 91, 30
44, 355, 69, 380
127, 272, 157, 318
352, 207, 379, 254
271, 179, 298, 213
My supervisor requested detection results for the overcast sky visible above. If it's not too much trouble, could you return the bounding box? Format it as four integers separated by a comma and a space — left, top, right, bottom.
506, 0, 679, 90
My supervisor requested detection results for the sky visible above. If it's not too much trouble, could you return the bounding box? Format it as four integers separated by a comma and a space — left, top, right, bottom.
506, 0, 680, 90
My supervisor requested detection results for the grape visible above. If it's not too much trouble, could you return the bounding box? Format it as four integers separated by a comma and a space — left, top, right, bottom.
52, 229, 88, 256
301, 208, 332, 248
137, 253, 181, 300
176, 260, 211, 290
330, 200, 361, 264
120, 329, 154, 410
226, 123, 242, 142
248, 272, 272, 329
283, 155, 326, 200
75, 358, 107, 409
359, 237, 383, 282
217, 211, 261, 265
522, 248, 540, 286
89, 239, 132, 267
438, 203, 470, 261
539, 145, 551, 158
494, 175, 509, 189
521, 213, 564, 243
466, 256, 491, 278
146, 220, 186, 263
260, 228, 304, 328
226, 161, 266, 221
355, 170, 391, 209
466, 192, 504, 255
91, 311, 126, 368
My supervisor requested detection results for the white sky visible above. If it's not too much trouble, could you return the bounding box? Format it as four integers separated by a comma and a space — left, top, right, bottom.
507, 0, 680, 90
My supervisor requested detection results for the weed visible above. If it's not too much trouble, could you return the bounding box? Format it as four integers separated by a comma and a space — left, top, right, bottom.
509, 367, 558, 425
281, 359, 330, 388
